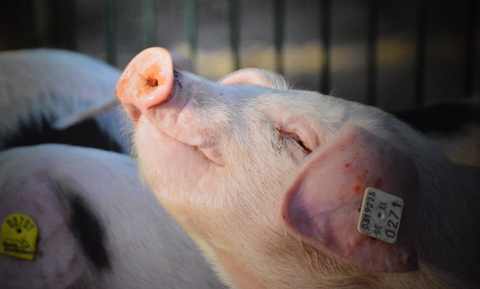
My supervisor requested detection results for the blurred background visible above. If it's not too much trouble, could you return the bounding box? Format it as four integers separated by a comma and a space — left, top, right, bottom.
0, 0, 478, 113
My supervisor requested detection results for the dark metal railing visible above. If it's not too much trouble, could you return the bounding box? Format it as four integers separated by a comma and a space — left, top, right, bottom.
228, 0, 241, 71
20, 0, 478, 106
184, 0, 197, 64
319, 0, 331, 95
102, 0, 116, 66
273, 0, 285, 75
142, 0, 155, 49
465, 0, 478, 98
366, 0, 379, 106
414, 0, 428, 106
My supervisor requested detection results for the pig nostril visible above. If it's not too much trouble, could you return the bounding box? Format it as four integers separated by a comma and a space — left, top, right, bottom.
137, 63, 164, 97
146, 76, 159, 88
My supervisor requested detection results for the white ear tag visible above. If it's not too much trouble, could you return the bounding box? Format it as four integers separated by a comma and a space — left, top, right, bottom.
357, 187, 404, 243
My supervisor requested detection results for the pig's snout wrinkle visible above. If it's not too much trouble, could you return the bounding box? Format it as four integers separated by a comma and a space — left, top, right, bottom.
116, 47, 175, 123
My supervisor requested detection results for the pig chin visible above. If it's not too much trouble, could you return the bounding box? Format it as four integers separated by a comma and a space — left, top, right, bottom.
133, 117, 224, 208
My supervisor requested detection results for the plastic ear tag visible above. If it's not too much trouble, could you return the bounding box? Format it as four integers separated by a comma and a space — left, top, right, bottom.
357, 187, 404, 244
0, 213, 38, 260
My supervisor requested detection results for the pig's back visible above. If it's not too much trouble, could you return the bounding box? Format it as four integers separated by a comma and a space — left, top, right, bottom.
0, 49, 129, 153
0, 144, 224, 289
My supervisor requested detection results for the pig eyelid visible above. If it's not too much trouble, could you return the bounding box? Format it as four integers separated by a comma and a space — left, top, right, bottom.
276, 128, 312, 153
289, 134, 311, 153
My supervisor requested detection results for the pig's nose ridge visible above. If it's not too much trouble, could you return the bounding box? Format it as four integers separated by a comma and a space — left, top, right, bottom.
116, 47, 174, 121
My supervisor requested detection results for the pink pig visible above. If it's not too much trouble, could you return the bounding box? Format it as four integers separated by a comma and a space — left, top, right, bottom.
117, 48, 480, 289
0, 144, 225, 289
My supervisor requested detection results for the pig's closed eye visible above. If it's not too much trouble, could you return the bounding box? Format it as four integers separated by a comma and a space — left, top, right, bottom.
289, 134, 311, 153
275, 128, 309, 151
275, 128, 312, 156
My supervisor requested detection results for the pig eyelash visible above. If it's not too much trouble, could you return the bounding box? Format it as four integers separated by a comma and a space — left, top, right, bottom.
276, 128, 311, 153
289, 134, 311, 153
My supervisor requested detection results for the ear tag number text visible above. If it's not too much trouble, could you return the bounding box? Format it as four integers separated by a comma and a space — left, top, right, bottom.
357, 187, 404, 243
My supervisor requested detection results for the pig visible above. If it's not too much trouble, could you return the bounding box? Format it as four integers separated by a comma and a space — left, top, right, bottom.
0, 48, 192, 155
116, 47, 480, 289
0, 49, 128, 153
0, 144, 225, 289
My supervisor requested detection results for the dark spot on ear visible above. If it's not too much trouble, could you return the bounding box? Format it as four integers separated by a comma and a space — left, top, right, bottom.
36, 250, 44, 258
70, 195, 110, 271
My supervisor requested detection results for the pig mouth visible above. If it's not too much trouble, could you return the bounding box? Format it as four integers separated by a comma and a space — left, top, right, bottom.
148, 127, 225, 167
195, 144, 224, 167
163, 69, 180, 103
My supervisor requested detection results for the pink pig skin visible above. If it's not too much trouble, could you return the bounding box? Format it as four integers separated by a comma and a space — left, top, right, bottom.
117, 47, 480, 289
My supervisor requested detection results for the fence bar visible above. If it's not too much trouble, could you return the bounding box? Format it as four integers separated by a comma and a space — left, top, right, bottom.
414, 0, 428, 106
228, 0, 241, 71
32, 0, 50, 47
319, 0, 331, 94
55, 0, 76, 50
102, 0, 116, 66
142, 0, 155, 48
366, 0, 379, 106
21, 0, 37, 47
273, 0, 285, 74
184, 0, 197, 64
465, 0, 478, 97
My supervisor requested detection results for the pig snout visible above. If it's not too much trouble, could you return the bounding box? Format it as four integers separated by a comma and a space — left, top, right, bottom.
116, 47, 175, 122
117, 47, 232, 171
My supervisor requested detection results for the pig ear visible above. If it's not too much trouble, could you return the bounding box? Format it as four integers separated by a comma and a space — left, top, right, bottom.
52, 97, 118, 130
280, 125, 419, 272
219, 68, 287, 89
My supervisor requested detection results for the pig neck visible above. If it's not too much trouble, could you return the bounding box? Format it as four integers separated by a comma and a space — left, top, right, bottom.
415, 160, 480, 286
213, 247, 268, 289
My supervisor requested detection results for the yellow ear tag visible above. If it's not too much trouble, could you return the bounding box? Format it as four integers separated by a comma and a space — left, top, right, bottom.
0, 213, 38, 261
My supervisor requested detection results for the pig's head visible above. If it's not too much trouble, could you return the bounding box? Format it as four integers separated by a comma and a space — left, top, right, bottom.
117, 48, 422, 288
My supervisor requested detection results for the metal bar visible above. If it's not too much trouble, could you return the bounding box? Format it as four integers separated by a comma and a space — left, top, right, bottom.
228, 0, 240, 71
102, 0, 116, 66
414, 0, 428, 106
465, 0, 478, 98
320, 0, 331, 94
366, 0, 379, 106
55, 0, 77, 50
64, 0, 77, 50
20, 0, 36, 48
33, 0, 50, 47
142, 0, 155, 48
273, 0, 285, 74
184, 0, 197, 64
